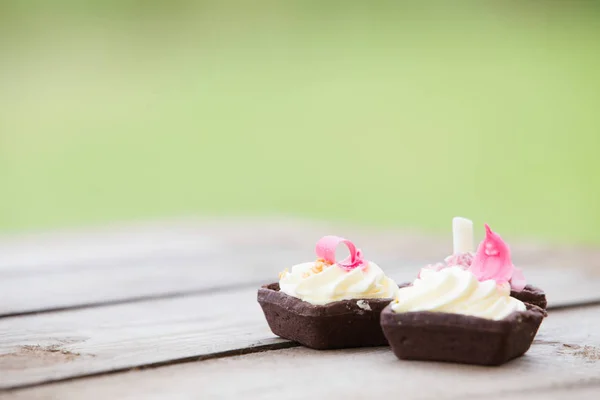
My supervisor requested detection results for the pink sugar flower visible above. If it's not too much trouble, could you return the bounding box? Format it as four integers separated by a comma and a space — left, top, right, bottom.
315, 235, 367, 271
468, 224, 526, 292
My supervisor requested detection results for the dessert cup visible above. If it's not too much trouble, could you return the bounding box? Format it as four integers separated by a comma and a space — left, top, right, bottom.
383, 218, 548, 365
257, 235, 398, 349
258, 283, 392, 350
511, 285, 547, 310
381, 303, 545, 365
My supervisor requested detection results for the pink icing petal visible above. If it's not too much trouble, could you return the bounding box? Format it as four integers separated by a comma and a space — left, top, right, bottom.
468, 224, 526, 291
315, 235, 366, 270
510, 267, 527, 292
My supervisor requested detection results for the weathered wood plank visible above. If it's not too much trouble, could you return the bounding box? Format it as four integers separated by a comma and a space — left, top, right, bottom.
0, 255, 301, 317
483, 384, 600, 400
2, 305, 598, 399
0, 219, 329, 316
2, 218, 600, 316
0, 287, 292, 390
0, 219, 412, 316
0, 219, 327, 273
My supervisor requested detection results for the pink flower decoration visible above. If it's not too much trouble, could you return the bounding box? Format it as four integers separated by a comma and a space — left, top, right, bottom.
315, 235, 366, 271
468, 224, 526, 292
510, 267, 527, 292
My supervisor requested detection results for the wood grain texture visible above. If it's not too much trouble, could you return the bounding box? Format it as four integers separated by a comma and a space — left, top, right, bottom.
0, 287, 293, 390
2, 218, 600, 316
2, 305, 598, 400
0, 254, 299, 317
0, 219, 415, 316
481, 384, 600, 400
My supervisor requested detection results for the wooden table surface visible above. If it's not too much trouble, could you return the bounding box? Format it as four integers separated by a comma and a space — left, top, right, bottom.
1, 218, 599, 399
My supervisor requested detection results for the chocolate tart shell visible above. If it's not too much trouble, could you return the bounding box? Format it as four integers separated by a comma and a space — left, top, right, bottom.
257, 283, 393, 350
511, 284, 547, 310
380, 303, 546, 366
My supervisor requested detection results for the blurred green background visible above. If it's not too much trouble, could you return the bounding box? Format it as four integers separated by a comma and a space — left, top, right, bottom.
1, 1, 599, 243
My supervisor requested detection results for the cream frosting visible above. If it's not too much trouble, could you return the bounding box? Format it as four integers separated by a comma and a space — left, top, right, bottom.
391, 266, 526, 320
279, 261, 399, 305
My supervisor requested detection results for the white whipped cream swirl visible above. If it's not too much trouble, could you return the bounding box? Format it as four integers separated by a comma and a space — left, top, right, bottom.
279, 262, 398, 305
392, 266, 525, 320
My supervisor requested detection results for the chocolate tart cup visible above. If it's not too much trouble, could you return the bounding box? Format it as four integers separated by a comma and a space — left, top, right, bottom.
257, 283, 393, 350
511, 284, 547, 310
380, 303, 546, 366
